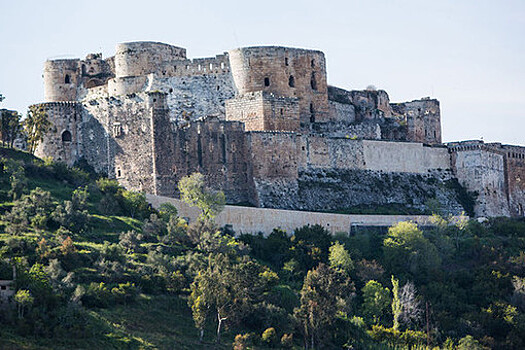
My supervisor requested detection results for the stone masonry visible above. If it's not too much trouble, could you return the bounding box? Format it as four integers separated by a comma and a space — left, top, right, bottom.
33, 41, 525, 217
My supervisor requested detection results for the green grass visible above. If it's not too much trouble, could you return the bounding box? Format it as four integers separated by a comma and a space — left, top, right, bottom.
0, 295, 239, 350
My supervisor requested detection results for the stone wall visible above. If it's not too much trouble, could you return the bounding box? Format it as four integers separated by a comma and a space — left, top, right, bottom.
81, 93, 156, 193
449, 141, 509, 217
34, 102, 82, 165
327, 86, 393, 121
391, 98, 441, 144
362, 140, 450, 173
44, 60, 80, 102
163, 118, 254, 204
504, 146, 525, 217
146, 194, 441, 235
226, 91, 300, 131
114, 42, 186, 78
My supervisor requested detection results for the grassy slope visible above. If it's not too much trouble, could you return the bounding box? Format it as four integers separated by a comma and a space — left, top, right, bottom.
0, 148, 243, 350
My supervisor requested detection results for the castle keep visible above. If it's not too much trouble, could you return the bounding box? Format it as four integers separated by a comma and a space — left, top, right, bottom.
34, 41, 525, 217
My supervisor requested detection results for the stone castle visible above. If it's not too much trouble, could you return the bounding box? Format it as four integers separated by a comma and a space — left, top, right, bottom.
33, 41, 525, 217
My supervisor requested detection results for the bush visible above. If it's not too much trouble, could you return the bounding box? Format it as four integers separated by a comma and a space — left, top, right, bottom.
261, 327, 278, 347
280, 333, 293, 348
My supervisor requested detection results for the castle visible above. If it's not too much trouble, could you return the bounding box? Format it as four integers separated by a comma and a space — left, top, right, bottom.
33, 41, 525, 218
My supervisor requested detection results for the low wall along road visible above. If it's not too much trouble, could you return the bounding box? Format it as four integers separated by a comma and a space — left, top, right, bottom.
146, 194, 448, 236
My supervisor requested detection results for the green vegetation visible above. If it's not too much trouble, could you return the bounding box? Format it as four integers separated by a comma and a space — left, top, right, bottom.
0, 148, 525, 349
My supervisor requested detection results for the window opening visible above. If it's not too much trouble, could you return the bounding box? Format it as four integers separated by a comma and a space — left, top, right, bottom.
288, 75, 295, 88
61, 130, 72, 142
65, 74, 71, 84
264, 77, 270, 87
310, 72, 317, 90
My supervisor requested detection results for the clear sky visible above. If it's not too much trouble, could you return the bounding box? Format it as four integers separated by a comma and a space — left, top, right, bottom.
1, 0, 524, 144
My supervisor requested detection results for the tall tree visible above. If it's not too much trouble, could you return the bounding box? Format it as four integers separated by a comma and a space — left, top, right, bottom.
25, 105, 50, 154
0, 110, 22, 147
362, 280, 391, 325
391, 276, 402, 330
189, 253, 233, 343
294, 263, 355, 349
399, 281, 423, 330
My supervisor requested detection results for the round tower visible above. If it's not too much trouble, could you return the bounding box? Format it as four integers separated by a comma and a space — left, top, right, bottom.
43, 59, 80, 102
228, 46, 329, 125
114, 41, 186, 78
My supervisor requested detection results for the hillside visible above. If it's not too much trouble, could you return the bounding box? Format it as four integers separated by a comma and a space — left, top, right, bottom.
0, 147, 525, 349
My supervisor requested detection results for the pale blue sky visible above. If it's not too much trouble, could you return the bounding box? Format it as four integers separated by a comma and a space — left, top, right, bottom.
1, 0, 524, 144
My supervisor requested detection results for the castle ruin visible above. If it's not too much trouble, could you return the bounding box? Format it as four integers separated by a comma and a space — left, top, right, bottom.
33, 41, 525, 217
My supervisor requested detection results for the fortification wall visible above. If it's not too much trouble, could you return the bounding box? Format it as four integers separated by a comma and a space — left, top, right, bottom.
449, 142, 509, 217
391, 99, 441, 144
34, 102, 82, 165
503, 146, 525, 217
362, 140, 450, 173
162, 118, 254, 204
81, 93, 156, 193
225, 92, 266, 130
146, 194, 439, 235
226, 91, 300, 131
247, 131, 301, 179
311, 121, 381, 139
229, 47, 329, 127
157, 54, 230, 77
328, 100, 356, 123
327, 86, 393, 120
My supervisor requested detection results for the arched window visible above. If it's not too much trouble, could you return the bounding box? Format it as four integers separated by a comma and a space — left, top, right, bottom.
310, 72, 317, 90
65, 74, 71, 84
264, 77, 270, 87
62, 130, 72, 142
288, 75, 295, 88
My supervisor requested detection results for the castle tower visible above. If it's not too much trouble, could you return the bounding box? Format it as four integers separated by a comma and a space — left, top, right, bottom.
43, 59, 80, 102
33, 102, 82, 166
227, 47, 329, 131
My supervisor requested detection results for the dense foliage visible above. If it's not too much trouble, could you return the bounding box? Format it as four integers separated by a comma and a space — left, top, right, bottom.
0, 148, 524, 349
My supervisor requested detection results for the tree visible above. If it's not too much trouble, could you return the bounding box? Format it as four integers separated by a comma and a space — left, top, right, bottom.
329, 241, 354, 274
120, 190, 151, 219
189, 253, 233, 343
0, 109, 22, 148
178, 172, 225, 222
14, 289, 34, 318
294, 263, 355, 349
383, 221, 441, 279
25, 105, 50, 154
362, 280, 391, 325
391, 276, 402, 330
399, 281, 423, 330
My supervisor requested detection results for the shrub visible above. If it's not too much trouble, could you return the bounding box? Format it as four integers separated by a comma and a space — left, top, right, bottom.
280, 333, 293, 348
261, 327, 278, 347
